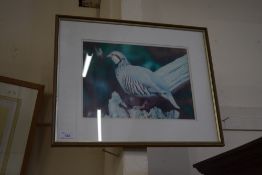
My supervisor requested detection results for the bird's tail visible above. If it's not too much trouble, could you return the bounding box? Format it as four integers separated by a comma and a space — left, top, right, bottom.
154, 55, 190, 92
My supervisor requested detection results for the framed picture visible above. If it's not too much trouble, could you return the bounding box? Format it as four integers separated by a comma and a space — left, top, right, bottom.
52, 15, 223, 146
0, 76, 44, 174
79, 0, 101, 8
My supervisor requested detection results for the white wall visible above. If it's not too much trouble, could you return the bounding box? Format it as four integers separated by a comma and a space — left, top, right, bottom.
104, 148, 123, 175
148, 147, 191, 175
0, 0, 98, 94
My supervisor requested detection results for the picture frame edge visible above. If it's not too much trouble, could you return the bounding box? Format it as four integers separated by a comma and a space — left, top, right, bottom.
0, 76, 44, 175
52, 15, 224, 147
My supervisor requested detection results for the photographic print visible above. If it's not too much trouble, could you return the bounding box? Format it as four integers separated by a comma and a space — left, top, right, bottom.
83, 41, 194, 120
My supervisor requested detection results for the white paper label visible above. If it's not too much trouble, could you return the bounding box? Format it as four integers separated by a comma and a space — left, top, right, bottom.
59, 131, 74, 139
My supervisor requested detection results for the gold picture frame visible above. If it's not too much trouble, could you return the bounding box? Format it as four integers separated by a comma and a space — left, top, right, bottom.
52, 15, 224, 147
0, 76, 44, 175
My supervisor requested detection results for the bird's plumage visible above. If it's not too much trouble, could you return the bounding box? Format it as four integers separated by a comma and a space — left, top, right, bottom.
107, 51, 190, 110
154, 55, 189, 92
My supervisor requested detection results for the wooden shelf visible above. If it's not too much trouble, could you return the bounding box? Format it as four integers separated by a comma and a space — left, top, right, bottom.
193, 137, 262, 175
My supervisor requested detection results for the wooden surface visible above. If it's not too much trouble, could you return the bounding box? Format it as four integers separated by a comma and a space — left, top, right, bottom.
193, 137, 262, 175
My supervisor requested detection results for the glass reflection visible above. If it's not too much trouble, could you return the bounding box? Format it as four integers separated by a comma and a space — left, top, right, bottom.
82, 53, 93, 77
97, 109, 102, 141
